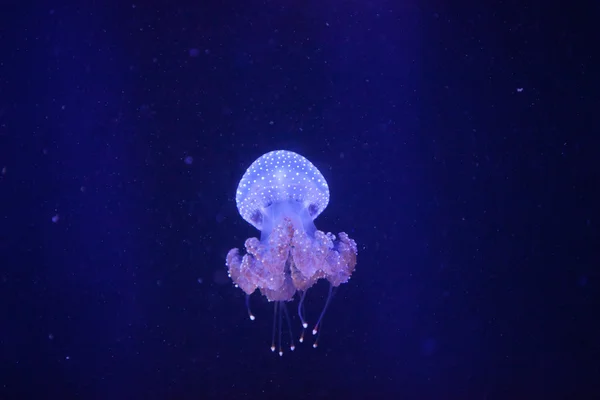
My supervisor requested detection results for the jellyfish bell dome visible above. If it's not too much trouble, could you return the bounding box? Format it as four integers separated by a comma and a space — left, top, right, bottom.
235, 150, 330, 234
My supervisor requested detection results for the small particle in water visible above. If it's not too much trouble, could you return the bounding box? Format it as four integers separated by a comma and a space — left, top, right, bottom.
516, 88, 523, 93
1, 166, 5, 175
80, 186, 86, 192
65, 356, 70, 360
52, 214, 59, 223
189, 48, 200, 57
197, 278, 203, 284
184, 156, 193, 165
48, 333, 54, 340
269, 121, 274, 125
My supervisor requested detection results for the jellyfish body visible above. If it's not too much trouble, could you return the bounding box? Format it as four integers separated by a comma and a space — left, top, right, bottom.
226, 150, 357, 352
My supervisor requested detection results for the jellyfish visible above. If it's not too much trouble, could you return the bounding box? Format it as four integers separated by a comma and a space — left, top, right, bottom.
226, 150, 358, 355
